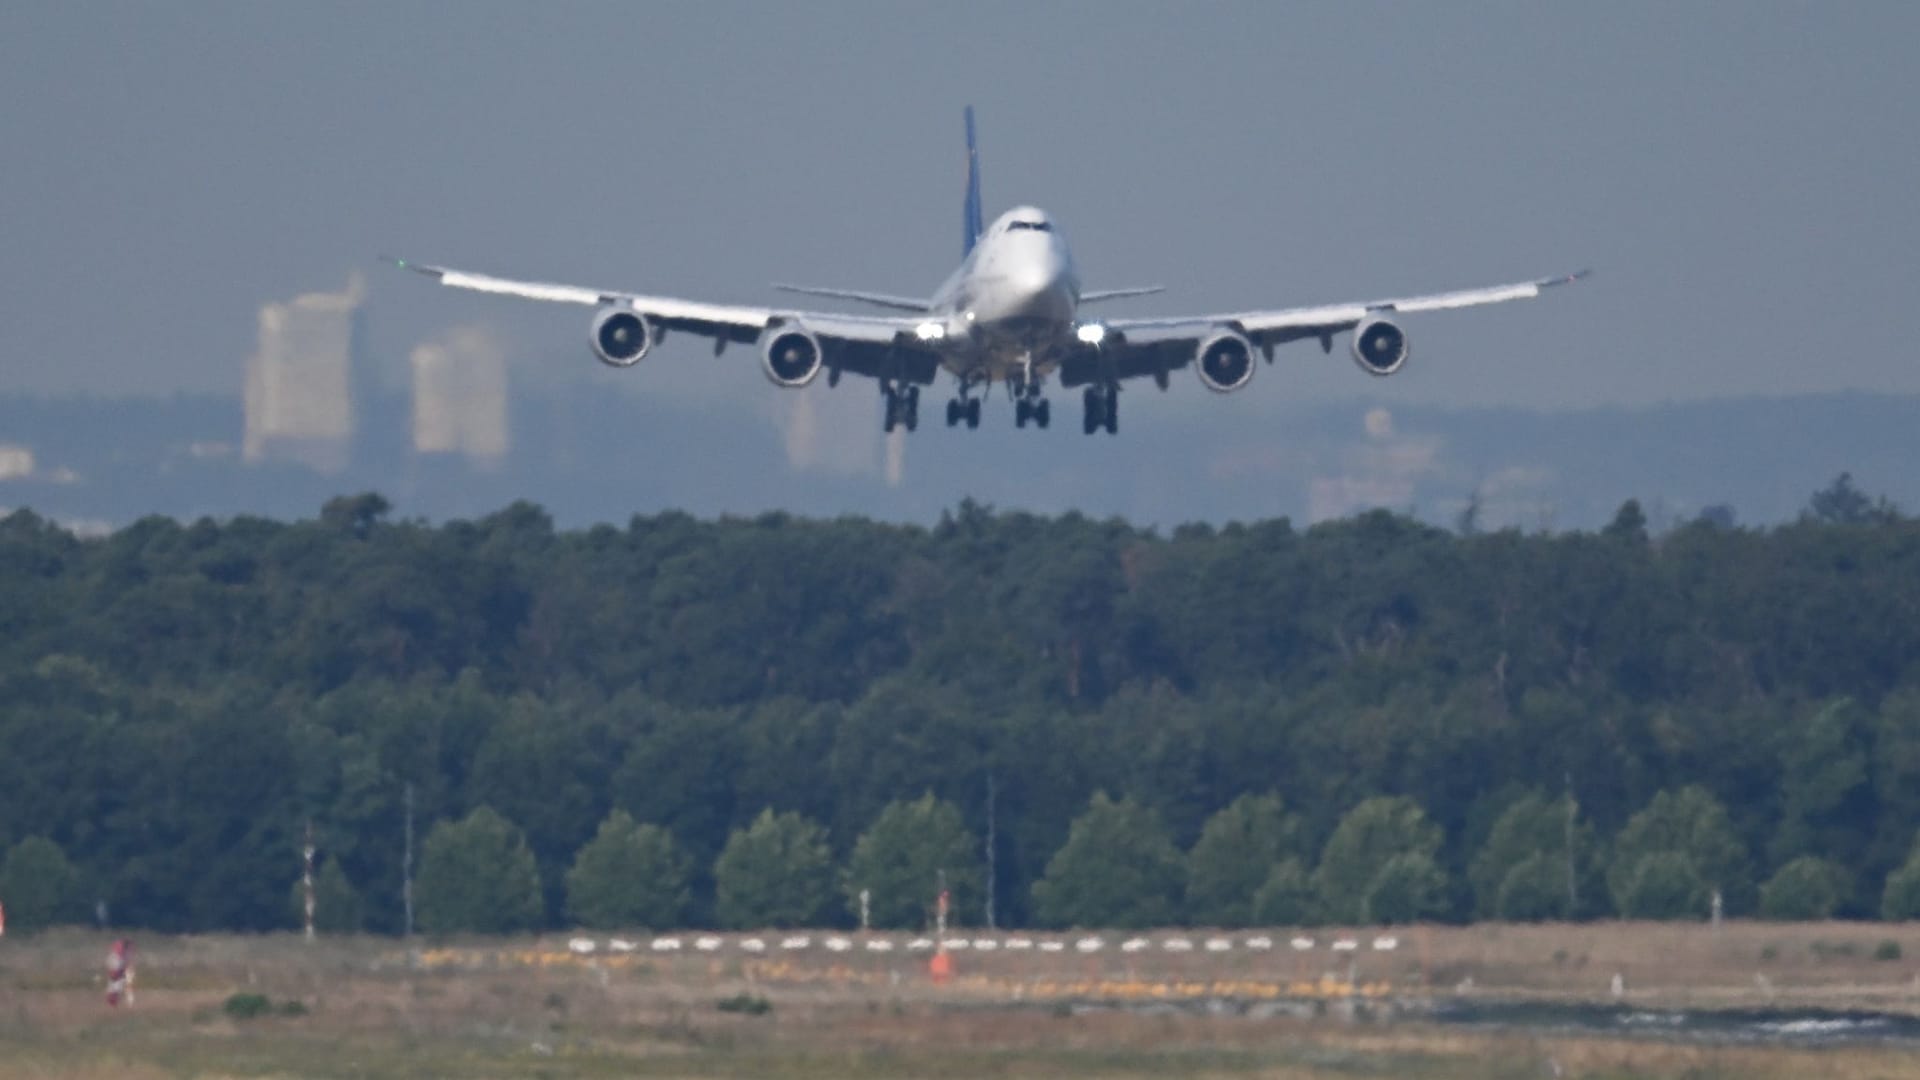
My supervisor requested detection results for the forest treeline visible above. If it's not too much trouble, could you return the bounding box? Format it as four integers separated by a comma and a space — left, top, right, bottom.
4, 476, 1920, 934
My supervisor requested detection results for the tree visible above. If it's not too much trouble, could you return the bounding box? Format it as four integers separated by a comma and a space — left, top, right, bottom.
564, 810, 691, 930
1805, 472, 1898, 525
289, 857, 365, 933
416, 807, 545, 934
1618, 851, 1705, 919
843, 794, 980, 929
1759, 856, 1843, 921
1607, 787, 1751, 917
1186, 793, 1302, 927
1031, 793, 1184, 928
1315, 797, 1446, 924
713, 809, 835, 929
1468, 792, 1599, 920
0, 837, 78, 932
1883, 840, 1920, 921
1362, 852, 1449, 924
1249, 859, 1315, 925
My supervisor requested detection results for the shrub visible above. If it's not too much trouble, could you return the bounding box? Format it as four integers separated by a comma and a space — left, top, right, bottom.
716, 992, 772, 1016
223, 992, 273, 1020
1875, 940, 1903, 962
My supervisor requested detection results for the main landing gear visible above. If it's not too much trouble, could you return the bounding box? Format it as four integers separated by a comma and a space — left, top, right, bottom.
1082, 385, 1119, 435
882, 384, 919, 433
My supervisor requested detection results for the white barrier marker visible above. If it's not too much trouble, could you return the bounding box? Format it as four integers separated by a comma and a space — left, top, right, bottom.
1291, 937, 1316, 951
781, 935, 811, 950
1245, 936, 1273, 951
865, 938, 894, 952
1005, 937, 1034, 950
907, 937, 935, 952
1373, 936, 1399, 951
1039, 940, 1066, 953
695, 935, 722, 952
825, 936, 851, 952
1075, 937, 1105, 953
740, 938, 766, 953
1205, 937, 1231, 953
1162, 938, 1193, 952
651, 937, 682, 951
1332, 939, 1359, 953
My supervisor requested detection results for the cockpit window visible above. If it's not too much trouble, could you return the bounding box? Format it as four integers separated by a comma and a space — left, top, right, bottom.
1006, 220, 1052, 233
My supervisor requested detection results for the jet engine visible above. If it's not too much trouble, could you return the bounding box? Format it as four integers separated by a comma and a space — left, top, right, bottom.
1350, 315, 1410, 376
761, 326, 824, 387
1195, 330, 1256, 393
591, 307, 653, 367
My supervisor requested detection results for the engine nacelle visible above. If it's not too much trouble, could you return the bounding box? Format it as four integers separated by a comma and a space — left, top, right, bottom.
760, 326, 824, 387
1195, 330, 1256, 393
591, 307, 653, 367
1350, 315, 1410, 376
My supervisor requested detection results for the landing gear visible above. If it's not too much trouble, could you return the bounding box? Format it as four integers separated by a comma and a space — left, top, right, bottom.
1011, 380, 1050, 430
883, 385, 919, 433
946, 397, 982, 429
1082, 385, 1118, 435
1014, 397, 1051, 429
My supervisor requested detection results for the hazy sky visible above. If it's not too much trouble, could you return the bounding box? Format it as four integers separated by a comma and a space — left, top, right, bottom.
4, 2, 1917, 416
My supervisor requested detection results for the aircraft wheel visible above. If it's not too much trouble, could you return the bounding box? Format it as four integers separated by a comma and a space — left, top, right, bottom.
1015, 399, 1030, 428
946, 399, 960, 427
1035, 399, 1051, 429
966, 398, 981, 429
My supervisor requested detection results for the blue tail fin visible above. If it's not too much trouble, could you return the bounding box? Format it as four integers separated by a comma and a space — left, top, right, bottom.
962, 106, 983, 257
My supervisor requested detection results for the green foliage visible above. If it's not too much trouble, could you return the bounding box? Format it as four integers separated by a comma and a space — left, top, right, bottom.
1759, 857, 1843, 920
288, 857, 364, 933
1607, 786, 1751, 917
1362, 852, 1449, 924
1186, 793, 1301, 927
564, 811, 691, 930
1, 494, 1919, 933
713, 809, 835, 929
716, 992, 772, 1016
223, 992, 273, 1020
1875, 940, 1902, 961
416, 807, 545, 934
1315, 797, 1445, 925
0, 836, 78, 932
1249, 859, 1315, 926
843, 794, 980, 929
1469, 793, 1597, 920
1882, 844, 1920, 921
1495, 853, 1576, 922
1032, 793, 1184, 928
1618, 851, 1707, 920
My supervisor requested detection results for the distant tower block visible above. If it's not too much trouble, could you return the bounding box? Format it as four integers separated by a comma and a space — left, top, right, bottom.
243, 275, 365, 473
410, 327, 509, 464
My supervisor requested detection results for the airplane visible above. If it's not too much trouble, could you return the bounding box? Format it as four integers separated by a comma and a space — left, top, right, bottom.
389, 107, 1585, 436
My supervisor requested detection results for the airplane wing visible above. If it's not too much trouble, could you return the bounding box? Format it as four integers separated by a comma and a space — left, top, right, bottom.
770, 283, 930, 313
1059, 270, 1589, 388
386, 258, 946, 386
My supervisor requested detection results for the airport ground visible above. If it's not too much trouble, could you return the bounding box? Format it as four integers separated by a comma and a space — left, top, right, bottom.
5, 922, 1920, 1078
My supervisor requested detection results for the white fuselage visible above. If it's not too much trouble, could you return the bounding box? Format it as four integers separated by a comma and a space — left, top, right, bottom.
927, 207, 1081, 386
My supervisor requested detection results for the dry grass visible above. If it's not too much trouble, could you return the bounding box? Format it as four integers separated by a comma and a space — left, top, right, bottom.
4, 925, 1920, 1078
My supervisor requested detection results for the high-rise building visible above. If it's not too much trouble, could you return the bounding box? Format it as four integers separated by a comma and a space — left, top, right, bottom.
243, 275, 364, 473
410, 326, 509, 465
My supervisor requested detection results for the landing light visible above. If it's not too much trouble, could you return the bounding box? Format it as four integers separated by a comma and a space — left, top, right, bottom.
1075, 323, 1106, 346
915, 321, 946, 341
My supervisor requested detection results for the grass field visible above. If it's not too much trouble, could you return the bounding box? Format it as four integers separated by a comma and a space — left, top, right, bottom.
5, 924, 1920, 1078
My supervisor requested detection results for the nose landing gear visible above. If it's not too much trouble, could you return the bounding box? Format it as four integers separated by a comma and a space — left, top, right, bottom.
945, 396, 982, 429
